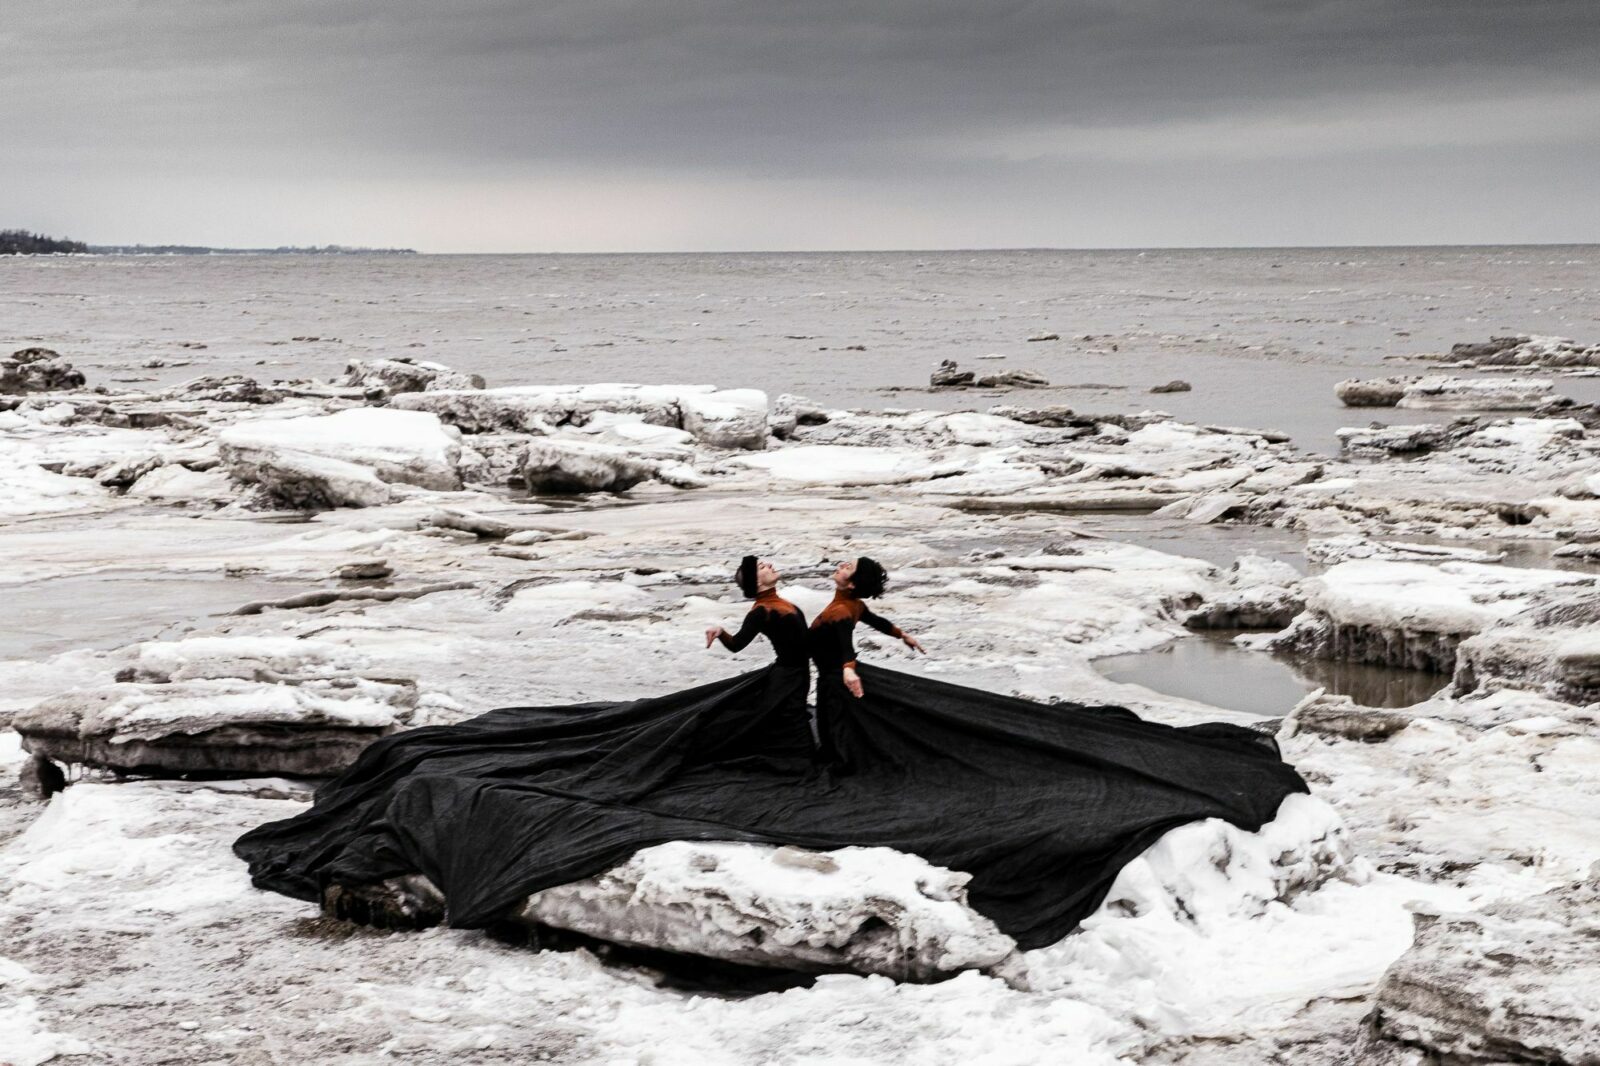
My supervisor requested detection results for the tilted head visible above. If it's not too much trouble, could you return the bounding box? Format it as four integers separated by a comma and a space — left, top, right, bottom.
735, 555, 780, 598
834, 555, 887, 598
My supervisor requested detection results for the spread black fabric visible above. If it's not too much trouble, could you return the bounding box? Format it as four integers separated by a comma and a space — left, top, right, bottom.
235, 662, 1307, 951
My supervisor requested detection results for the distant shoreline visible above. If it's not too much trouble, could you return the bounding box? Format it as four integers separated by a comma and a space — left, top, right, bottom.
84, 245, 418, 256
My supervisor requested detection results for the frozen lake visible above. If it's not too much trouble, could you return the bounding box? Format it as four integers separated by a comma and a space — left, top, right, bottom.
5, 245, 1599, 452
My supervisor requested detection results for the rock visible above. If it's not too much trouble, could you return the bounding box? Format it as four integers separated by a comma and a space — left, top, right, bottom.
512, 841, 1018, 982
677, 388, 769, 450
125, 465, 237, 505
1448, 335, 1528, 361
781, 394, 830, 427
340, 357, 486, 396
988, 404, 1087, 429
930, 360, 975, 388
337, 560, 392, 580
522, 439, 664, 494
1149, 380, 1192, 394
15, 683, 404, 777
974, 369, 1049, 389
2, 347, 86, 394
1026, 332, 1060, 342
163, 375, 284, 404
393, 384, 678, 433
1337, 423, 1459, 458
1155, 492, 1249, 524
767, 395, 799, 440
12, 635, 443, 777
1280, 691, 1411, 742
1452, 334, 1600, 367
1355, 875, 1600, 1065
223, 449, 396, 509
219, 408, 464, 506
1335, 376, 1418, 408
18, 753, 67, 801
1453, 586, 1600, 704
1397, 376, 1556, 412
1265, 559, 1591, 677
1184, 555, 1305, 630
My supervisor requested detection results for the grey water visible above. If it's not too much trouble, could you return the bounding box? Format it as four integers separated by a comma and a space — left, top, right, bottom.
0, 573, 309, 659
5, 246, 1600, 453
1096, 630, 1450, 715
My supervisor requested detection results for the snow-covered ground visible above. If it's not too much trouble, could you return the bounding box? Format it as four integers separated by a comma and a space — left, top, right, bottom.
3, 356, 1598, 1063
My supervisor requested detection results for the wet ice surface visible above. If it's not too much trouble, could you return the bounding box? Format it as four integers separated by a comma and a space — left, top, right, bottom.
6, 246, 1600, 453
0, 572, 308, 659
1096, 630, 1450, 716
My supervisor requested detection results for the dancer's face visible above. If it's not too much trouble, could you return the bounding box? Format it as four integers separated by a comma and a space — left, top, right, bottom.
832, 559, 856, 591
756, 560, 779, 591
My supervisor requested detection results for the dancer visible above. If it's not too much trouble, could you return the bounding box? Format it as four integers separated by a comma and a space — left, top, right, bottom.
704, 555, 814, 759
236, 553, 1308, 954
808, 556, 923, 768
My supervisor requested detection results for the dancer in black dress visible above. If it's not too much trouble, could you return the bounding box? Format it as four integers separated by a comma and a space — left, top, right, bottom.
808, 556, 923, 767
236, 554, 1309, 954
704, 555, 814, 759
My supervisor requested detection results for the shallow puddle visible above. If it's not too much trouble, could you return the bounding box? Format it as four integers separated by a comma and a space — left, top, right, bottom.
1095, 630, 1448, 715
0, 573, 312, 660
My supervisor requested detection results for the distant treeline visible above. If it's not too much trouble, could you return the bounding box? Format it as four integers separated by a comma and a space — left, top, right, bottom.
0, 229, 89, 255
88, 243, 418, 255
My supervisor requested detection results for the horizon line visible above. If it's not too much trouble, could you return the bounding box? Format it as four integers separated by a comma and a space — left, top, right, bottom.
52, 239, 1600, 257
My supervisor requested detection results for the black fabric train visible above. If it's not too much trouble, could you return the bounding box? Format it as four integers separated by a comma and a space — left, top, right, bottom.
234, 663, 1307, 950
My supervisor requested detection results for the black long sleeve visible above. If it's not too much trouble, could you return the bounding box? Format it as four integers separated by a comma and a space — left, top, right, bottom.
717, 607, 767, 654
860, 605, 902, 639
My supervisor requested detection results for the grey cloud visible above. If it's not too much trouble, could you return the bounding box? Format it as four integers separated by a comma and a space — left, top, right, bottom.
3, 0, 1597, 247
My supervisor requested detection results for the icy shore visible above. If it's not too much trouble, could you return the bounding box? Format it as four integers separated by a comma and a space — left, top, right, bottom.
3, 353, 1598, 1063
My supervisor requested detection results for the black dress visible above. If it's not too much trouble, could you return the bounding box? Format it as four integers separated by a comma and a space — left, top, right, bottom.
234, 597, 1309, 950
807, 590, 905, 769
713, 589, 814, 759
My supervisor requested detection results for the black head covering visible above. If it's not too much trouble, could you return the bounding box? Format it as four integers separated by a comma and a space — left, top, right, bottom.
734, 555, 760, 598
853, 556, 887, 599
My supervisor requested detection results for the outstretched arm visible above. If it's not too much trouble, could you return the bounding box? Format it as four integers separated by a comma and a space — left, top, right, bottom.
707, 607, 763, 653
861, 605, 925, 654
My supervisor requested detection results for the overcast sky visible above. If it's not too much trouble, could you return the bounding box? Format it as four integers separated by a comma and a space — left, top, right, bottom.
4, 0, 1598, 251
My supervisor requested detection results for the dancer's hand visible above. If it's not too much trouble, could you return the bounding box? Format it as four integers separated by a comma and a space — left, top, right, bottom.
903, 634, 925, 655
705, 626, 723, 649
843, 667, 863, 699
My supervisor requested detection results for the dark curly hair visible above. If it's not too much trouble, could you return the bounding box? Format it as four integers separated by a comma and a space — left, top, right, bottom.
852, 556, 887, 599
734, 555, 761, 598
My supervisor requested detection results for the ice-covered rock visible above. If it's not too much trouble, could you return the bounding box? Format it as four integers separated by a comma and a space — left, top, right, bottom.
522, 439, 667, 493
1306, 536, 1507, 566
677, 388, 769, 450
219, 408, 462, 507
1453, 586, 1600, 703
1, 348, 86, 394
340, 357, 485, 395
394, 383, 683, 432
393, 383, 768, 449
1335, 376, 1418, 408
1451, 333, 1600, 368
161, 375, 285, 404
1184, 555, 1304, 630
1336, 422, 1460, 458
929, 360, 975, 388
1355, 874, 1600, 1066
1396, 376, 1556, 411
12, 635, 439, 777
125, 464, 236, 505
1266, 560, 1591, 675
516, 842, 1018, 982
974, 368, 1049, 388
